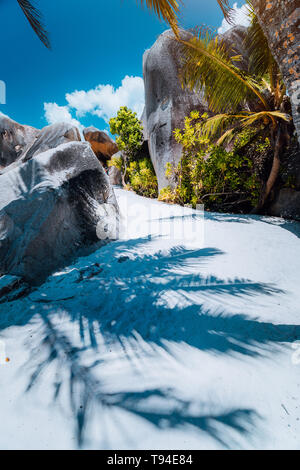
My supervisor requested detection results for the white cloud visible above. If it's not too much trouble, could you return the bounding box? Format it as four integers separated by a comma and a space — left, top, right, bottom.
66, 76, 145, 122
44, 75, 145, 132
44, 102, 83, 130
218, 3, 250, 35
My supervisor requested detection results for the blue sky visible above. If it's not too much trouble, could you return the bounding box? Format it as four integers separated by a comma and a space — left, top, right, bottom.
0, 0, 248, 132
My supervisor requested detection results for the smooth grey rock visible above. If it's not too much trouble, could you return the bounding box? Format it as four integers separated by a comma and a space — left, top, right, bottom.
143, 29, 209, 190
219, 25, 250, 71
140, 107, 149, 141
0, 113, 39, 169
269, 188, 300, 221
1, 122, 81, 175
0, 141, 119, 284
21, 122, 81, 161
108, 165, 122, 186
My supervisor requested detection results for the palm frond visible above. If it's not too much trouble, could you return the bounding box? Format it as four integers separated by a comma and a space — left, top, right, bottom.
200, 113, 240, 137
178, 27, 269, 113
240, 111, 291, 127
217, 0, 234, 23
141, 0, 180, 34
200, 113, 244, 144
217, 127, 236, 145
141, 1, 233, 32
17, 0, 50, 49
200, 111, 290, 145
244, 5, 279, 82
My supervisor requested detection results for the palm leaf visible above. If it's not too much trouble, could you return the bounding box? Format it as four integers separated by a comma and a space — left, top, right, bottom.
244, 4, 279, 82
17, 0, 50, 49
200, 111, 291, 145
201, 113, 240, 137
240, 111, 291, 127
200, 113, 244, 143
216, 0, 234, 23
217, 127, 236, 145
141, 0, 180, 34
178, 27, 269, 113
141, 1, 234, 35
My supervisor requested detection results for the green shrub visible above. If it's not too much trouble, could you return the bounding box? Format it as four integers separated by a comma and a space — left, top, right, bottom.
109, 106, 144, 161
158, 186, 178, 204
159, 111, 261, 212
127, 158, 158, 198
108, 106, 158, 198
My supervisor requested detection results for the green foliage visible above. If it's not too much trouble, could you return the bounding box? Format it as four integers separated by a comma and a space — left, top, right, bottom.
158, 186, 178, 204
159, 111, 261, 211
283, 175, 297, 190
244, 3, 280, 86
108, 155, 123, 171
127, 158, 158, 198
108, 107, 158, 198
177, 10, 290, 162
109, 106, 144, 160
179, 26, 268, 114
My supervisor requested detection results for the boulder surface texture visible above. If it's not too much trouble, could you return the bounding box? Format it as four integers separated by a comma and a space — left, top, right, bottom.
0, 118, 118, 285
142, 29, 209, 190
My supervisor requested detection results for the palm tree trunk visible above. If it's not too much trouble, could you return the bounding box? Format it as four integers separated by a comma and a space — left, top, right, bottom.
251, 0, 300, 145
256, 128, 282, 211
262, 132, 281, 204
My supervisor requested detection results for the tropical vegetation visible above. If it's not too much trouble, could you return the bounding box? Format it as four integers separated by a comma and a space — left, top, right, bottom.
126, 158, 158, 198
109, 107, 158, 197
12, 1, 299, 213
159, 111, 262, 211
169, 2, 295, 211
109, 107, 144, 185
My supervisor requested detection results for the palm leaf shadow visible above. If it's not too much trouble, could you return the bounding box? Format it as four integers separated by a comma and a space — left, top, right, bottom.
26, 316, 260, 449
20, 242, 298, 447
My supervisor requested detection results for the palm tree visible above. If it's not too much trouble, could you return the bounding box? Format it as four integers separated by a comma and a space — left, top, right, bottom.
177, 6, 293, 210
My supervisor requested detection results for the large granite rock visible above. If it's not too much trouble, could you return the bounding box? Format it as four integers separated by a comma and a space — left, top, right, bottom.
143, 29, 209, 190
0, 113, 39, 169
21, 122, 81, 162
220, 25, 250, 71
269, 188, 300, 221
108, 165, 122, 186
108, 151, 123, 186
83, 127, 118, 165
251, 0, 300, 145
1, 121, 81, 175
0, 140, 119, 285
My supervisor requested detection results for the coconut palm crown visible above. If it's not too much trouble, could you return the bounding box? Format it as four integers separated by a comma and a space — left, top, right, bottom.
177, 2, 293, 209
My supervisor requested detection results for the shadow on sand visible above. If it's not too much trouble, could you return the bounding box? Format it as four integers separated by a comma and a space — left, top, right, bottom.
1, 237, 299, 448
